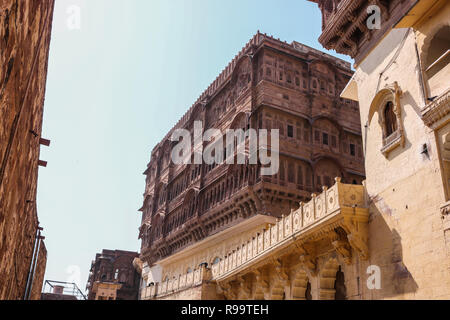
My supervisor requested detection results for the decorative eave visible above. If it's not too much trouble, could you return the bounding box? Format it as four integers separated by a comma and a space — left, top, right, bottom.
317, 0, 366, 57
313, 0, 419, 65
395, 0, 445, 29
421, 88, 450, 129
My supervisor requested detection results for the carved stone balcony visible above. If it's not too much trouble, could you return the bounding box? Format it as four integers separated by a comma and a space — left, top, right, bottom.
421, 87, 450, 129
381, 129, 404, 157
141, 178, 369, 299
311, 0, 418, 64
212, 177, 369, 281
140, 266, 207, 300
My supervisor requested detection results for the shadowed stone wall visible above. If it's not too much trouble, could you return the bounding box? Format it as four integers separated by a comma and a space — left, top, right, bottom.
0, 0, 55, 300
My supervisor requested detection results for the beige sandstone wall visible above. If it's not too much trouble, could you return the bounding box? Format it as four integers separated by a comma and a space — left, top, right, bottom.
351, 7, 450, 298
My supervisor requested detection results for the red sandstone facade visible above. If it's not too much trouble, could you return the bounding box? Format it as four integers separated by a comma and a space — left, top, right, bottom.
139, 33, 365, 267
86, 249, 140, 300
0, 0, 54, 300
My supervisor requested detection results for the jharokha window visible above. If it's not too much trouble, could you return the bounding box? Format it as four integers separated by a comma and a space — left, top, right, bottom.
372, 82, 405, 157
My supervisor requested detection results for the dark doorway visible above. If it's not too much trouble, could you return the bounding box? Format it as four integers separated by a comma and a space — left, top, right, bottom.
305, 281, 312, 300
334, 266, 347, 300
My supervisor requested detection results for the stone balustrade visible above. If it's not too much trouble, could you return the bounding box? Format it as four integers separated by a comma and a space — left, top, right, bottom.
141, 265, 205, 300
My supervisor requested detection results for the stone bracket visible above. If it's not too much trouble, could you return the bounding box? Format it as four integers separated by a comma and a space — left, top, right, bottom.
342, 209, 370, 261
332, 240, 352, 265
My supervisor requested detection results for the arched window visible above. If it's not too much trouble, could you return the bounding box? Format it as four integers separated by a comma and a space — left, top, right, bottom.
384, 101, 397, 137
212, 257, 221, 265
186, 268, 193, 274
370, 83, 405, 157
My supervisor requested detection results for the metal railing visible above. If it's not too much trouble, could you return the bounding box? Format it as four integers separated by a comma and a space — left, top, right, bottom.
42, 280, 87, 300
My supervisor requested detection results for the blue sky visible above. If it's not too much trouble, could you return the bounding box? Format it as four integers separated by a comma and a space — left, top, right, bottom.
37, 0, 352, 293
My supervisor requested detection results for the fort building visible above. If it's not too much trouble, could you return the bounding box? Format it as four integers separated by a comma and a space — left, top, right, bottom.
135, 32, 367, 300
86, 249, 140, 300
136, 0, 450, 300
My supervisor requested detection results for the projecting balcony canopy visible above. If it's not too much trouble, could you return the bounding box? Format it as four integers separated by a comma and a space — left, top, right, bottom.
156, 214, 277, 268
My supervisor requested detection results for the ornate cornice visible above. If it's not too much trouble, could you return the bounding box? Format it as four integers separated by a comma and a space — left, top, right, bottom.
312, 0, 418, 63
320, 0, 363, 39
421, 88, 450, 129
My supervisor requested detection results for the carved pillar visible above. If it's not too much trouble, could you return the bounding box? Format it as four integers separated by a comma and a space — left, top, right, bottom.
291, 268, 309, 300
236, 275, 252, 300
263, 260, 288, 300
252, 269, 269, 300
217, 281, 237, 300
319, 258, 339, 300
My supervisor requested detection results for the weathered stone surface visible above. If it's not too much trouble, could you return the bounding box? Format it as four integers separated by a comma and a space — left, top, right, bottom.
30, 242, 47, 300
0, 0, 54, 300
